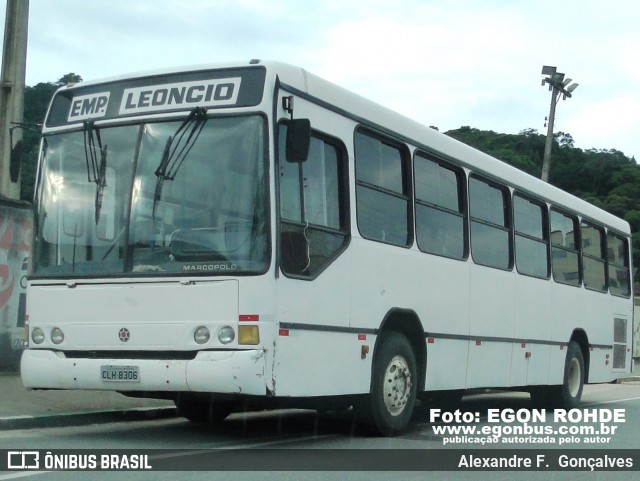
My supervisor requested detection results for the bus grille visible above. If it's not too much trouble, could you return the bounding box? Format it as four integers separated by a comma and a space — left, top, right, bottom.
60, 350, 199, 360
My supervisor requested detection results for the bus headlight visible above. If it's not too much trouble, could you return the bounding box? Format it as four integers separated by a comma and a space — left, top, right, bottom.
31, 327, 45, 345
194, 326, 210, 345
218, 326, 235, 344
51, 327, 65, 345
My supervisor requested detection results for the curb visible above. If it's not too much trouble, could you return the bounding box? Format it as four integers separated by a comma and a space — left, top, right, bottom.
0, 406, 177, 430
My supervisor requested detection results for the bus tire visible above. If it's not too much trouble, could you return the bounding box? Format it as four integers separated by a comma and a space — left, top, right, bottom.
360, 331, 417, 436
530, 341, 584, 410
558, 341, 585, 409
176, 394, 233, 425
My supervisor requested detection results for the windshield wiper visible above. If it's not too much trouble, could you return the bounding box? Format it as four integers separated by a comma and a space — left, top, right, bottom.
83, 121, 101, 183
83, 121, 109, 224
152, 107, 208, 219
94, 144, 108, 225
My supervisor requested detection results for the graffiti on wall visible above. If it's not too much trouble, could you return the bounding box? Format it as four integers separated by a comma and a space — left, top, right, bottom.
0, 201, 32, 369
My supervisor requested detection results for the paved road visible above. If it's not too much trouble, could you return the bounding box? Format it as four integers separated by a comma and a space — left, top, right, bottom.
2, 382, 640, 480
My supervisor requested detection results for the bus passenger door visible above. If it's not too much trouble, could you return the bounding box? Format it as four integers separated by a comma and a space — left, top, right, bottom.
274, 119, 353, 397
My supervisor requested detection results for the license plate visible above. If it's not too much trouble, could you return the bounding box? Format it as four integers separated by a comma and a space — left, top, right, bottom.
101, 365, 140, 382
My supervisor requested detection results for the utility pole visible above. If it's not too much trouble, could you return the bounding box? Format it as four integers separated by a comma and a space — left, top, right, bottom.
540, 66, 578, 183
0, 0, 29, 199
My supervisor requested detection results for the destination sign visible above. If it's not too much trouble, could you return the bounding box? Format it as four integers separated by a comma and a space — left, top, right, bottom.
45, 67, 266, 128
119, 78, 241, 115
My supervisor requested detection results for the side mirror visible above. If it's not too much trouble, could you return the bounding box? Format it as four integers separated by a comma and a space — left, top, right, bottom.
10, 139, 24, 183
285, 119, 311, 163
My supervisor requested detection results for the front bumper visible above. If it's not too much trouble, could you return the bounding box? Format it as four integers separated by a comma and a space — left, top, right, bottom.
21, 349, 267, 396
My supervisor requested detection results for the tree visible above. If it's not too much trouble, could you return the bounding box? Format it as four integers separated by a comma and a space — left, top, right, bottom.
57, 73, 83, 86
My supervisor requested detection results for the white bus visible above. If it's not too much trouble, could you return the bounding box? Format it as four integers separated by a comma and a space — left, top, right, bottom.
21, 60, 633, 435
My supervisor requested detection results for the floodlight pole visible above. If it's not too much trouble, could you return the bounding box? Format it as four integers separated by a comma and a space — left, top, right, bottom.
541, 86, 561, 183
540, 66, 578, 183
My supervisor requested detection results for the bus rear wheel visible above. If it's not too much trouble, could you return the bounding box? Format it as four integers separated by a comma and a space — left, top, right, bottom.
358, 331, 417, 436
176, 394, 234, 425
530, 341, 584, 410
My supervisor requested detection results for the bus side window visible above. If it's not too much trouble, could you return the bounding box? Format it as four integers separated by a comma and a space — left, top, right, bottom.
581, 220, 607, 292
514, 194, 549, 279
278, 123, 349, 278
607, 232, 630, 297
354, 130, 411, 247
469, 175, 512, 270
414, 152, 466, 260
550, 209, 581, 286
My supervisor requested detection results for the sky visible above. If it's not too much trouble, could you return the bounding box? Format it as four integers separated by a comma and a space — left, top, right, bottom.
1, 0, 639, 160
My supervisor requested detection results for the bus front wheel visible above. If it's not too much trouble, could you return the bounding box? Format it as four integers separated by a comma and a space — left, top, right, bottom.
358, 331, 417, 436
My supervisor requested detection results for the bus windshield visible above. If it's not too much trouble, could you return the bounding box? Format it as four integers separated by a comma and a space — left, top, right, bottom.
33, 115, 268, 277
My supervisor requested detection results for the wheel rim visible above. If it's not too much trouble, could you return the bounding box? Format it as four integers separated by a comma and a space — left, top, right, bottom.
383, 354, 412, 416
567, 357, 581, 397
